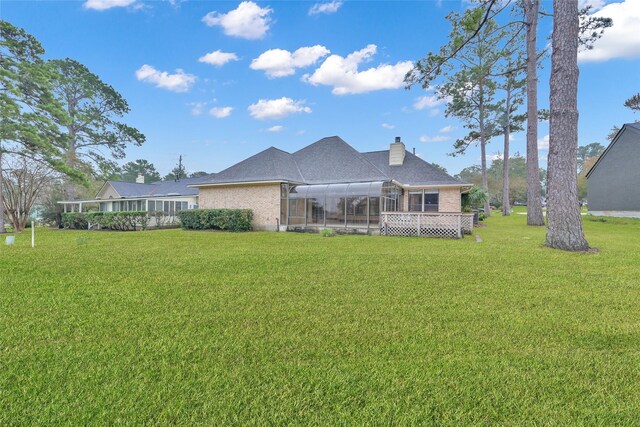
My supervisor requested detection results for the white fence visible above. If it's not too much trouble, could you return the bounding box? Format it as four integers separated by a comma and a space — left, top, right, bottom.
380, 212, 474, 239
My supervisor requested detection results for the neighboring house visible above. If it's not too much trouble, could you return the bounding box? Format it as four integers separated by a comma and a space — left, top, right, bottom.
59, 174, 212, 217
192, 136, 472, 233
587, 123, 640, 218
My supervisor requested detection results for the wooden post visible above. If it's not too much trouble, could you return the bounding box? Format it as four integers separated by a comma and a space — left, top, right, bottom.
417, 214, 421, 237
457, 214, 462, 239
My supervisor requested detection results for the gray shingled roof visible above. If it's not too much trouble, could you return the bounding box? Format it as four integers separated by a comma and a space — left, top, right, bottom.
627, 122, 640, 132
195, 136, 465, 187
106, 175, 214, 198
293, 136, 388, 184
195, 147, 303, 185
362, 150, 466, 186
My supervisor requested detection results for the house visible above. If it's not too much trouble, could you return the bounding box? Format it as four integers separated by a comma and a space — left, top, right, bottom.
191, 136, 472, 234
586, 123, 640, 218
59, 174, 212, 218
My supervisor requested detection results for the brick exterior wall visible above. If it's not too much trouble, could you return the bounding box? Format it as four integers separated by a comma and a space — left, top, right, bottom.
438, 187, 461, 212
198, 183, 281, 231
400, 187, 462, 213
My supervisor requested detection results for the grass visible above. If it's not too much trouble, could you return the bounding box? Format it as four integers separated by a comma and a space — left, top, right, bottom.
1, 213, 640, 425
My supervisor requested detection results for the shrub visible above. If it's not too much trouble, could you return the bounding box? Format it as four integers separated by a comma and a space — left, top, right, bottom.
320, 228, 336, 237
177, 209, 253, 232
63, 211, 149, 231
62, 213, 89, 230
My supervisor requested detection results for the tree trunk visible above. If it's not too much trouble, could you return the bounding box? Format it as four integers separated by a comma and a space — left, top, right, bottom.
64, 140, 77, 201
525, 0, 545, 226
479, 86, 491, 217
502, 78, 512, 216
545, 0, 589, 251
480, 135, 490, 215
0, 147, 5, 233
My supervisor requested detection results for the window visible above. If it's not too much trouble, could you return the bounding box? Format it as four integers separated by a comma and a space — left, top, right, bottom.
288, 198, 305, 225
346, 196, 368, 226
286, 181, 401, 228
408, 192, 423, 212
424, 192, 439, 212
408, 190, 439, 212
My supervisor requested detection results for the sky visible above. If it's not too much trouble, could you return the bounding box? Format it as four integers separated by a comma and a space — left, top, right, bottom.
2, 0, 640, 177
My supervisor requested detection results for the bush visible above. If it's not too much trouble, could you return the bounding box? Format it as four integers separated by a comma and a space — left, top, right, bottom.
177, 209, 253, 232
63, 211, 150, 231
62, 213, 89, 230
320, 228, 336, 237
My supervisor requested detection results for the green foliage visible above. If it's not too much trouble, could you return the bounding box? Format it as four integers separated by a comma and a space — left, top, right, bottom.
0, 21, 85, 183
578, 155, 600, 200
164, 155, 186, 181
578, 5, 613, 50
189, 171, 209, 178
177, 209, 253, 232
61, 212, 88, 230
577, 143, 605, 172
47, 58, 145, 189
117, 159, 161, 183
624, 93, 640, 112
62, 211, 149, 231
3, 216, 640, 424
461, 186, 488, 212
457, 156, 544, 207
319, 228, 336, 237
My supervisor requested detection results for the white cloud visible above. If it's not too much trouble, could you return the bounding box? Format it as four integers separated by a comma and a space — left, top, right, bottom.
490, 153, 503, 161
439, 125, 455, 133
189, 102, 207, 116
579, 0, 605, 11
381, 123, 395, 130
83, 0, 136, 10
266, 125, 285, 132
578, 0, 640, 62
248, 97, 311, 120
202, 1, 272, 40
419, 135, 449, 143
302, 44, 413, 95
309, 1, 343, 15
135, 65, 196, 93
209, 106, 233, 118
198, 50, 239, 67
251, 45, 330, 78
538, 134, 549, 150
414, 94, 448, 110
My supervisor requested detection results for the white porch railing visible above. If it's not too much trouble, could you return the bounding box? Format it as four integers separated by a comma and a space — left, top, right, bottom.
380, 212, 474, 239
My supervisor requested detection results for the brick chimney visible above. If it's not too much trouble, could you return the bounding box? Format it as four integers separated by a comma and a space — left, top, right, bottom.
389, 136, 406, 166
136, 174, 145, 184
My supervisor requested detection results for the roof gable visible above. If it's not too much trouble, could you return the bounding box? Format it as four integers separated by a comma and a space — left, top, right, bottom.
293, 136, 388, 184
586, 123, 640, 179
199, 147, 303, 185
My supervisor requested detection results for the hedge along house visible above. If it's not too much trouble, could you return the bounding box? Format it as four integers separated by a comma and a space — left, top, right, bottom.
59, 174, 212, 225
586, 122, 640, 218
192, 136, 473, 236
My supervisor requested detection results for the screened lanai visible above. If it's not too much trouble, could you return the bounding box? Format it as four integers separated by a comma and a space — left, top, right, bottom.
281, 181, 402, 229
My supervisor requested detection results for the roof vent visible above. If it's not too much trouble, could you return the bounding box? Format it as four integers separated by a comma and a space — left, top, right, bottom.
389, 136, 406, 166
136, 174, 145, 184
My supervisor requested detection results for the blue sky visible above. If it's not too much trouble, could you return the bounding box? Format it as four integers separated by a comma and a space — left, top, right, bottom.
3, 0, 640, 177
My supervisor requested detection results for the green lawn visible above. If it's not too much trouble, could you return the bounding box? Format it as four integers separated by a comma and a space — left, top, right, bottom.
1, 214, 640, 425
